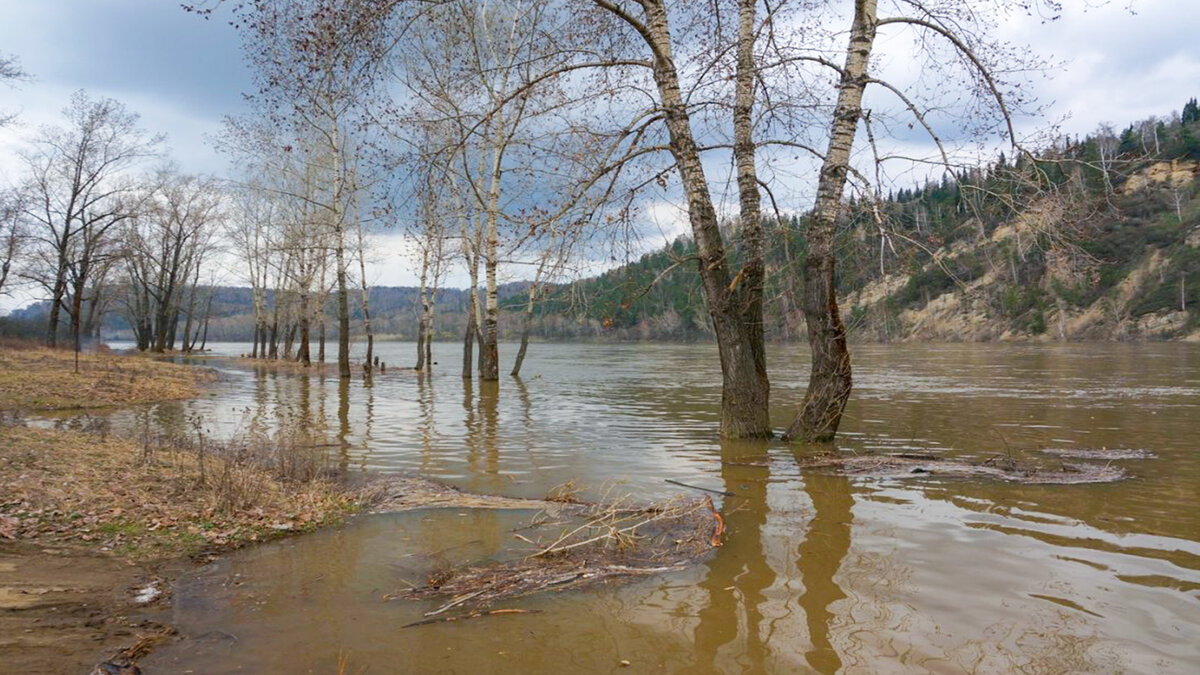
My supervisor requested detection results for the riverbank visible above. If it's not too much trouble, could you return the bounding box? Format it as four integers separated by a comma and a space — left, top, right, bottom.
0, 345, 592, 673
0, 342, 213, 411
0, 345, 367, 673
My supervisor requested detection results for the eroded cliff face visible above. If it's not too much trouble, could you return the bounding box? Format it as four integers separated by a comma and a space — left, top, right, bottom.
839, 161, 1200, 343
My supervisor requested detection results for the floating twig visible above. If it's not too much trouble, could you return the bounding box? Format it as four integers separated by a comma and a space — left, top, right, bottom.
402, 608, 543, 629
665, 479, 736, 497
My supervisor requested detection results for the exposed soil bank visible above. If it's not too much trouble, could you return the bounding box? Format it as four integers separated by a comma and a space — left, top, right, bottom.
0, 541, 176, 675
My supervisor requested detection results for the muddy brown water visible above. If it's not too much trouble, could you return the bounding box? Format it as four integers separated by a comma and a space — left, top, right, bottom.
98, 342, 1199, 673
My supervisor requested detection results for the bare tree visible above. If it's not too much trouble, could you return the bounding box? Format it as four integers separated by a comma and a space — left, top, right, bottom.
568, 0, 1057, 441
225, 180, 278, 359
208, 0, 1065, 443
119, 169, 223, 352
781, 0, 876, 441
234, 0, 391, 378
397, 0, 597, 382
0, 53, 28, 128
510, 224, 579, 377
18, 91, 161, 358
413, 159, 449, 371
0, 189, 25, 298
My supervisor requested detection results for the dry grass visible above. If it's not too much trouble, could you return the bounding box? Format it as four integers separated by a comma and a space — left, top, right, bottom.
235, 356, 335, 374
0, 345, 213, 412
0, 422, 362, 560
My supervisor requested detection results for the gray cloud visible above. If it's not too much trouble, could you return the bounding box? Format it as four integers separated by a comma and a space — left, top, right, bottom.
0, 0, 251, 174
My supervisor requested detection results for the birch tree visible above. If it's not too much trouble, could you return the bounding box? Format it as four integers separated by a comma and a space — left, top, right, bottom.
208, 0, 1064, 441
235, 0, 390, 378
568, 0, 1054, 440
397, 0, 599, 382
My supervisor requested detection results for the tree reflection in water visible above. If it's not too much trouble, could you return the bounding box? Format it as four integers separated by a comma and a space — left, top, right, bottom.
687, 443, 854, 674
336, 375, 351, 473
688, 440, 775, 674
796, 471, 853, 674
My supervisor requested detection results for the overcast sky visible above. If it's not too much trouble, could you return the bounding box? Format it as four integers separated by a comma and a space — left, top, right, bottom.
2, 0, 1199, 311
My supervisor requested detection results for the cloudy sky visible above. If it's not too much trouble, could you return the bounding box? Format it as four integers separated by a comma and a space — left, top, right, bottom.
2, 0, 1199, 310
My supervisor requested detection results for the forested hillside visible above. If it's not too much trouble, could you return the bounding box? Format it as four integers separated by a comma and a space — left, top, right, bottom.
533, 103, 1200, 342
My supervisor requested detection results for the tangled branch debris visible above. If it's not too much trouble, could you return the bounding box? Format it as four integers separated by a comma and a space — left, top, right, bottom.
797, 452, 1128, 484
389, 494, 723, 615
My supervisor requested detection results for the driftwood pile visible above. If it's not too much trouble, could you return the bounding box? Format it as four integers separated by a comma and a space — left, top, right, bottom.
389, 493, 723, 621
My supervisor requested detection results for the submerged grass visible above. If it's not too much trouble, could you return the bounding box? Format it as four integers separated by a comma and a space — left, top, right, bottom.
0, 342, 357, 559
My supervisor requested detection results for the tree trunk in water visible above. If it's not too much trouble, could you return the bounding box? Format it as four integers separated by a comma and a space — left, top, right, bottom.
415, 321, 426, 371
297, 293, 311, 366
190, 294, 211, 352
336, 244, 351, 379
640, 0, 771, 438
318, 320, 326, 363
417, 248, 429, 371
355, 221, 374, 375
511, 283, 539, 377
511, 315, 531, 377
181, 311, 194, 353
181, 285, 197, 354
783, 0, 876, 443
198, 297, 211, 352
480, 255, 499, 381
283, 323, 296, 360
268, 320, 279, 360
423, 268, 438, 371
480, 147, 501, 381
462, 312, 475, 379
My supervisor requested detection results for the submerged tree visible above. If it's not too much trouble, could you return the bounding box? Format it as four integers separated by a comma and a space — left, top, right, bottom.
570, 0, 1055, 441
232, 0, 390, 378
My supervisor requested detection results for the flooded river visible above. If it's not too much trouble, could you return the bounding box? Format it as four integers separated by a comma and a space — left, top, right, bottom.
120, 342, 1198, 673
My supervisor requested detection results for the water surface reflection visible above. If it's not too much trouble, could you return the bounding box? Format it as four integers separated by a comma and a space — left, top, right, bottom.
123, 342, 1200, 673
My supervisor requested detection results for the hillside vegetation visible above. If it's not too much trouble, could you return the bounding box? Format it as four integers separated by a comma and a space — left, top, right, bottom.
537, 102, 1200, 342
